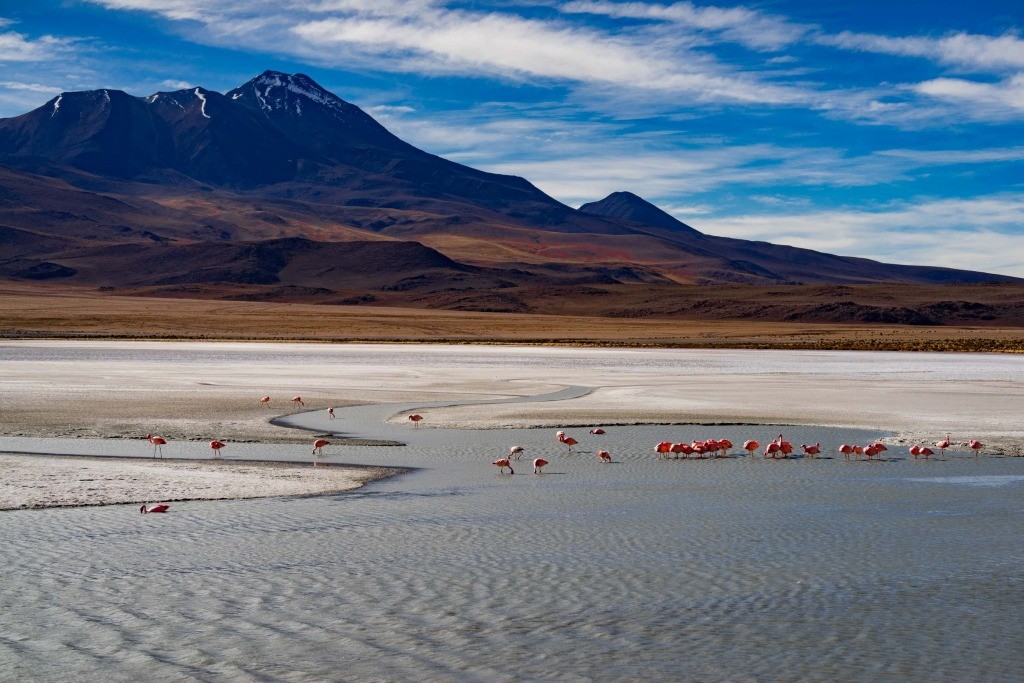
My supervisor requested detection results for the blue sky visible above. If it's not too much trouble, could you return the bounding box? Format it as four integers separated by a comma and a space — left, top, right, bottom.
1, 0, 1023, 275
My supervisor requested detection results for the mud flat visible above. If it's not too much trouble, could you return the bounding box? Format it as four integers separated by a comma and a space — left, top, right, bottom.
0, 453, 400, 511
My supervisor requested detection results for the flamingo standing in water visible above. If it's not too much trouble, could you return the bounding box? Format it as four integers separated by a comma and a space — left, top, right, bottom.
140, 503, 170, 514
969, 439, 984, 457
147, 434, 167, 458
655, 442, 673, 458
312, 438, 330, 456
291, 396, 305, 407
328, 407, 335, 420
909, 445, 922, 459
597, 450, 612, 463
493, 457, 514, 474
210, 440, 226, 458
802, 443, 821, 458
839, 444, 854, 460
509, 445, 525, 460
743, 440, 759, 457
919, 446, 934, 459
260, 396, 271, 407
409, 414, 424, 426
557, 431, 578, 452
764, 442, 781, 459
533, 458, 549, 474
936, 435, 950, 457
864, 444, 879, 460
590, 428, 606, 435
670, 443, 687, 459
718, 439, 734, 456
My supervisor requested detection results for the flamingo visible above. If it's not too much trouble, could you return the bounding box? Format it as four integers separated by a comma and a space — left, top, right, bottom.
779, 442, 794, 458
864, 445, 879, 460
679, 443, 694, 458
210, 440, 226, 457
764, 442, 781, 459
718, 439, 733, 456
852, 445, 865, 459
909, 445, 921, 458
969, 439, 984, 457
558, 432, 578, 452
839, 444, 854, 460
655, 442, 673, 458
692, 443, 708, 459
936, 435, 950, 457
802, 443, 821, 458
409, 414, 424, 426
670, 442, 687, 458
919, 446, 934, 460
312, 438, 330, 456
328, 407, 335, 420
590, 428, 606, 435
147, 434, 167, 458
533, 458, 549, 474
598, 450, 612, 463
140, 503, 170, 514
743, 440, 759, 457
492, 457, 514, 474
509, 445, 525, 460
291, 396, 304, 407
260, 396, 270, 407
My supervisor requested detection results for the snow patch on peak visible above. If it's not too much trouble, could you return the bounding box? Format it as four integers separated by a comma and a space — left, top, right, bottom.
231, 92, 242, 100
194, 88, 211, 119
102, 89, 110, 104
252, 72, 346, 113
51, 94, 62, 117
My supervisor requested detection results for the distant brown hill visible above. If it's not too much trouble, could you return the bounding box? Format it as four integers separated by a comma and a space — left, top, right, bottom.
0, 70, 1017, 320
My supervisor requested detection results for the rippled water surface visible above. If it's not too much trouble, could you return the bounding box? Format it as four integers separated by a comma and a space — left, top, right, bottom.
1, 345, 1023, 681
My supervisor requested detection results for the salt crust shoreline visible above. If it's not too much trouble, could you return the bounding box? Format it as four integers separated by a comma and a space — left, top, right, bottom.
0, 454, 402, 511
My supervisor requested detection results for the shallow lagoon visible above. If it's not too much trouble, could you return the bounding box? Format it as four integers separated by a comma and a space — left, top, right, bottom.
1, 401, 1023, 681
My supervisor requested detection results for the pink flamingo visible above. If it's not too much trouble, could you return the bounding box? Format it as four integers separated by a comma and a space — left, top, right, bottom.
493, 457, 514, 474
669, 443, 686, 458
312, 438, 330, 456
557, 432, 578, 452
409, 414, 423, 426
718, 439, 733, 456
969, 439, 984, 457
935, 435, 950, 457
210, 440, 226, 457
839, 444, 854, 460
509, 445, 525, 460
590, 428, 606, 435
802, 443, 821, 458
909, 445, 921, 458
852, 445, 865, 459
864, 444, 879, 460
919, 446, 934, 460
533, 458, 549, 474
598, 450, 612, 463
291, 396, 304, 407
692, 443, 707, 458
147, 434, 167, 458
328, 407, 335, 419
764, 442, 781, 459
743, 440, 759, 457
140, 503, 170, 514
655, 442, 673, 458
260, 396, 270, 407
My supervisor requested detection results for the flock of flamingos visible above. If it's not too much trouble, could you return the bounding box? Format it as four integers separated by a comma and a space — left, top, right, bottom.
141, 395, 987, 480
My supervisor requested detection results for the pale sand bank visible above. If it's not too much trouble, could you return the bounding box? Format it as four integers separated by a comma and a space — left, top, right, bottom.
3, 341, 1022, 455
0, 454, 401, 511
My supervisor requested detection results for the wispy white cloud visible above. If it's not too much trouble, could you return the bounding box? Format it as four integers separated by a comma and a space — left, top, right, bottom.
694, 195, 1024, 276
0, 29, 74, 62
913, 73, 1024, 117
822, 30, 1024, 73
159, 78, 193, 89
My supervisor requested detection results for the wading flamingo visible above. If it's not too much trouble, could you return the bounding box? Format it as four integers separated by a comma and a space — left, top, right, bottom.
493, 457, 514, 474
718, 439, 733, 456
140, 503, 170, 514
328, 407, 335, 419
598, 450, 612, 463
909, 445, 921, 458
936, 435, 950, 457
802, 443, 821, 458
147, 434, 166, 458
409, 414, 424, 426
969, 439, 984, 457
590, 428, 606, 435
210, 440, 226, 457
260, 396, 270, 407
864, 445, 879, 460
509, 445, 525, 460
764, 442, 781, 459
655, 442, 673, 458
919, 446, 934, 459
558, 432, 578, 452
839, 444, 854, 460
670, 443, 687, 458
312, 438, 330, 456
852, 445, 865, 460
291, 396, 304, 407
743, 440, 759, 457
533, 458, 549, 474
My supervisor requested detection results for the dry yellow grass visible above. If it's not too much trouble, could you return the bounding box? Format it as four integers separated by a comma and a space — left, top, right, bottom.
1, 283, 1022, 351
